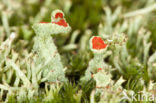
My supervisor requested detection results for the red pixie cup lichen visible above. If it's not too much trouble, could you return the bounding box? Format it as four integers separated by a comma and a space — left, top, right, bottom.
52, 11, 68, 27
50, 10, 68, 27
34, 9, 71, 36
90, 36, 107, 53
39, 10, 68, 27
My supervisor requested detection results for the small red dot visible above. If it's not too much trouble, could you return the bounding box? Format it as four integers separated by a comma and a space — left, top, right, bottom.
97, 68, 102, 71
106, 85, 110, 89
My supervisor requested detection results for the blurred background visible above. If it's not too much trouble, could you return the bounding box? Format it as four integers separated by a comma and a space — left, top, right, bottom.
0, 0, 156, 102
0, 0, 156, 50
0, 0, 156, 93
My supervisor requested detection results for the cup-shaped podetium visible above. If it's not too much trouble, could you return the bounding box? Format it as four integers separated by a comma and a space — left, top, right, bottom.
51, 10, 68, 27
90, 36, 107, 53
32, 10, 71, 36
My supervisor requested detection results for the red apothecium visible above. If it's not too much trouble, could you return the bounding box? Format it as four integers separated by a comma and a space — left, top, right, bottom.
91, 36, 107, 50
